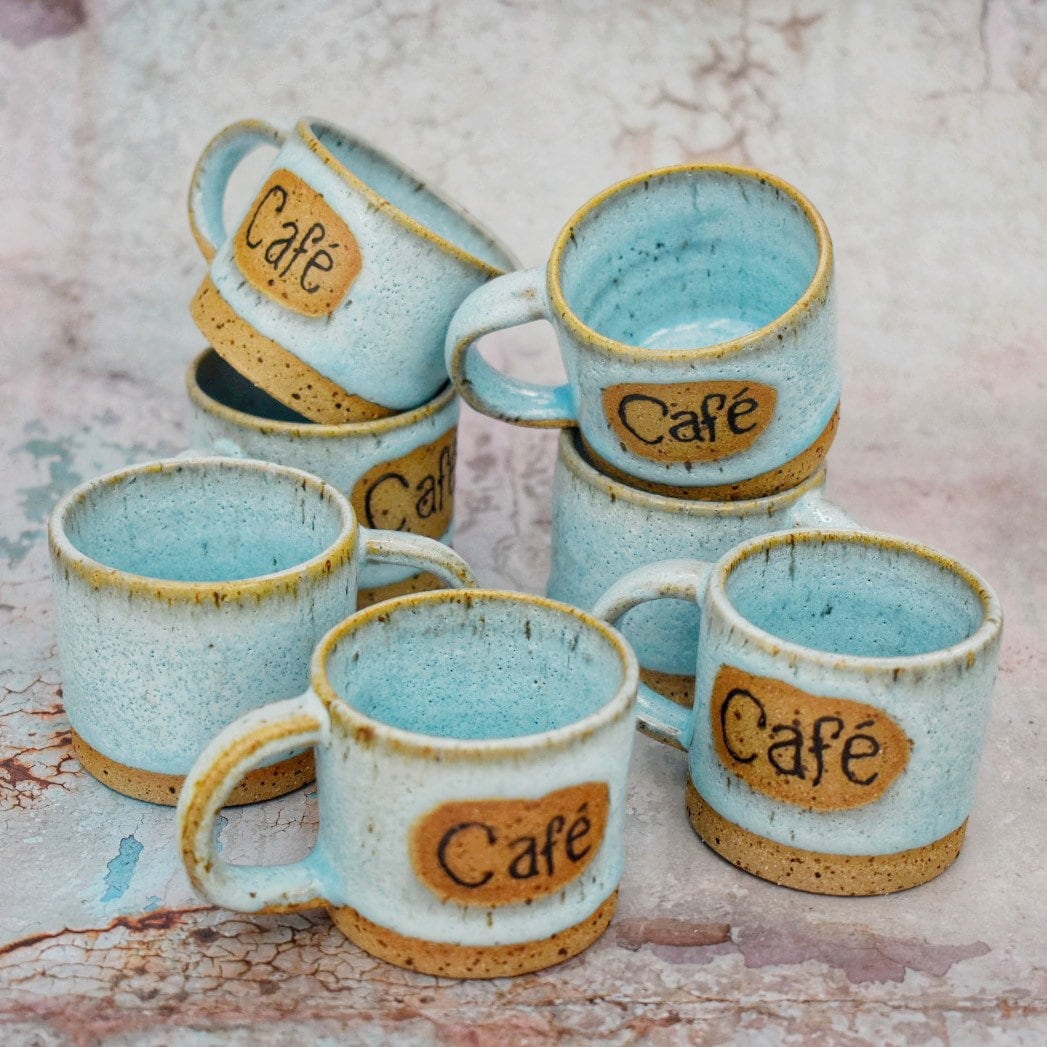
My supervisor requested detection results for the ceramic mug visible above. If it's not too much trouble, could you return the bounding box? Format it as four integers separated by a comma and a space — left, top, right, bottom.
187, 348, 459, 607
178, 589, 638, 978
49, 457, 476, 806
447, 164, 837, 497
189, 117, 517, 424
593, 530, 1003, 896
548, 429, 855, 706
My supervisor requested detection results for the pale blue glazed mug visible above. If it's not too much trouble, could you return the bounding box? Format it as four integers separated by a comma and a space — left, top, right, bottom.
178, 589, 638, 979
594, 530, 1003, 896
49, 457, 476, 806
189, 117, 517, 424
187, 348, 459, 607
549, 430, 856, 705
447, 164, 837, 496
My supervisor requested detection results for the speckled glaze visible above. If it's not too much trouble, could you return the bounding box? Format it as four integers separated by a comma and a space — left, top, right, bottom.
48, 458, 476, 803
187, 348, 459, 602
593, 531, 1003, 895
178, 590, 639, 978
447, 164, 837, 493
548, 430, 855, 692
189, 117, 517, 421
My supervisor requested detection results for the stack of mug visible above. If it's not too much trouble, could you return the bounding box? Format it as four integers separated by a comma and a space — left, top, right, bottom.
47, 117, 1003, 981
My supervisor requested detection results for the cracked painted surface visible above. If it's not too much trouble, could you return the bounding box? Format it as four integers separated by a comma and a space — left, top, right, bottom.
2, 0, 1046, 1042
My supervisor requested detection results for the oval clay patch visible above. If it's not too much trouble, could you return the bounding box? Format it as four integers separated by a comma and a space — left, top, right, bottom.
603, 380, 777, 463
234, 168, 362, 316
710, 666, 912, 811
351, 428, 456, 538
410, 782, 609, 907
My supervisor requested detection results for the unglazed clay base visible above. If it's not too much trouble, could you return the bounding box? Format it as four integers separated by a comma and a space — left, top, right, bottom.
191, 277, 395, 425
582, 405, 840, 501
330, 889, 618, 978
71, 729, 315, 806
639, 666, 695, 707
685, 779, 967, 896
356, 571, 448, 610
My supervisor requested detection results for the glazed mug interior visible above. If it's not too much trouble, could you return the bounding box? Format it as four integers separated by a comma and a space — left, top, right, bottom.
556, 168, 823, 350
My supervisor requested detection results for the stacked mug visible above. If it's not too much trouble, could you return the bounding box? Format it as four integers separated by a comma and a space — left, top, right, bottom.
47, 124, 1003, 981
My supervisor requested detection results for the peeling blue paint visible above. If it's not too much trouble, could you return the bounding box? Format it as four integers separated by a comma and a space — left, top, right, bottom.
144, 895, 161, 912
101, 834, 144, 903
215, 813, 228, 854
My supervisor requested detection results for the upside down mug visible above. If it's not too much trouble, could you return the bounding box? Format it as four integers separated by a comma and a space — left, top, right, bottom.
447, 164, 838, 497
49, 457, 476, 805
593, 530, 1002, 896
548, 429, 856, 705
189, 117, 517, 423
178, 590, 638, 978
187, 348, 459, 607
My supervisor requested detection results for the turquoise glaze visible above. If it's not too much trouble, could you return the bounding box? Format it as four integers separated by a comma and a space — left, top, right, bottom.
190, 117, 517, 412
48, 458, 476, 785
187, 349, 459, 593
594, 531, 1003, 862
548, 430, 855, 676
178, 590, 638, 964
447, 164, 837, 490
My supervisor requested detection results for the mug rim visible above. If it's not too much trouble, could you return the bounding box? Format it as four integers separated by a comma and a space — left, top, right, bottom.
708, 529, 1003, 673
297, 117, 517, 279
187, 348, 458, 438
547, 163, 833, 361
558, 428, 828, 514
48, 457, 359, 603
310, 588, 639, 759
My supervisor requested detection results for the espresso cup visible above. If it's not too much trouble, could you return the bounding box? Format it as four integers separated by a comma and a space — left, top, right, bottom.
49, 457, 476, 806
548, 430, 856, 706
189, 117, 517, 423
187, 348, 459, 607
447, 164, 837, 497
178, 590, 638, 978
593, 530, 1002, 896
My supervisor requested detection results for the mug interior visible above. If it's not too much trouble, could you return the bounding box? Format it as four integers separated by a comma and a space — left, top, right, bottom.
557, 168, 823, 350
195, 349, 311, 423
324, 593, 630, 741
61, 460, 349, 582
723, 534, 988, 658
309, 121, 512, 272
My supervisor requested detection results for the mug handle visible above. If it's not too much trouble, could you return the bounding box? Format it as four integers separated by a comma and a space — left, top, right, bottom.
188, 118, 287, 261
361, 528, 477, 589
445, 268, 575, 426
177, 692, 332, 913
592, 559, 715, 751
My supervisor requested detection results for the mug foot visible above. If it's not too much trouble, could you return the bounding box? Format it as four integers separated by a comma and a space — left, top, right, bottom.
329, 888, 618, 978
686, 779, 967, 896
71, 728, 315, 806
639, 666, 695, 707
357, 570, 448, 610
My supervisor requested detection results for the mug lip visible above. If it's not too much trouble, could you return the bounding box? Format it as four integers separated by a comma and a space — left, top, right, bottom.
297, 117, 517, 279
48, 457, 359, 603
558, 428, 828, 513
708, 529, 1003, 673
311, 588, 639, 760
547, 163, 833, 360
187, 348, 458, 438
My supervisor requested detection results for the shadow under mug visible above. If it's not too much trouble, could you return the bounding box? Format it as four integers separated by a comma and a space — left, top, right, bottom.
187, 348, 460, 608
189, 117, 518, 423
447, 164, 837, 497
49, 457, 476, 805
594, 530, 1002, 896
548, 429, 855, 706
178, 590, 638, 979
